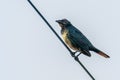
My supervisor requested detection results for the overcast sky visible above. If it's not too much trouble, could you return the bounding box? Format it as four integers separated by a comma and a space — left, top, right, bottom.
0, 0, 120, 80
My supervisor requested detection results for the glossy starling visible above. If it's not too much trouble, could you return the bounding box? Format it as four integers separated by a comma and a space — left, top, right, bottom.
56, 19, 110, 58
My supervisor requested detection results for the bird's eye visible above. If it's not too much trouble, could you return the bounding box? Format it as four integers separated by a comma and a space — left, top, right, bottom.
63, 22, 66, 24
62, 21, 68, 25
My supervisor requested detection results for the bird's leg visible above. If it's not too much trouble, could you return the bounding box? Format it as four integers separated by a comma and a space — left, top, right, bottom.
72, 50, 82, 60
72, 51, 78, 57
74, 52, 82, 61
76, 52, 81, 57
73, 51, 78, 55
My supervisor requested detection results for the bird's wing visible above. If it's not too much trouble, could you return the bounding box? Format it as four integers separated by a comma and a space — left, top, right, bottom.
67, 26, 92, 50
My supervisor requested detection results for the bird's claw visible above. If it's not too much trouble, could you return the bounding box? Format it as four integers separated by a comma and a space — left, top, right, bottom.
74, 56, 79, 61
72, 52, 81, 61
72, 51, 77, 55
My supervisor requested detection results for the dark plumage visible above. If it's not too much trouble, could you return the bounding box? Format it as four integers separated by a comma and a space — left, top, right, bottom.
56, 19, 110, 58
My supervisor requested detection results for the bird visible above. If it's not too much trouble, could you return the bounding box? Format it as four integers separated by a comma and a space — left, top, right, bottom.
56, 19, 110, 58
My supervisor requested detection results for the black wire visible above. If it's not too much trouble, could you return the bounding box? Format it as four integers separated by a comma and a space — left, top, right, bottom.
27, 0, 74, 57
27, 0, 95, 80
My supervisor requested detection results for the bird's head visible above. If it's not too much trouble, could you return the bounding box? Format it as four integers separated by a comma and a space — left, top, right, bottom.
56, 19, 72, 28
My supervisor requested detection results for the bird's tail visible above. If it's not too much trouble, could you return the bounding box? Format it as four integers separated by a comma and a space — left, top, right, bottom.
90, 47, 110, 58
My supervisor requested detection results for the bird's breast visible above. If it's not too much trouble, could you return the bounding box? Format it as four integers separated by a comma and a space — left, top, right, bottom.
62, 31, 68, 41
61, 30, 78, 51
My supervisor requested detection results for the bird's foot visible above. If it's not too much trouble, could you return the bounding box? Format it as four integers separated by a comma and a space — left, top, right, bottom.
71, 51, 78, 57
73, 51, 78, 55
74, 53, 81, 61
72, 52, 81, 61
76, 52, 81, 57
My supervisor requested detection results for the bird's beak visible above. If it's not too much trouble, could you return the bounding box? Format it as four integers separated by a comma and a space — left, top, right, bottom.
56, 20, 62, 23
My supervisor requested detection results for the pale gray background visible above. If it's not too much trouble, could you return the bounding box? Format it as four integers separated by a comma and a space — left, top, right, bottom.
0, 0, 119, 80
